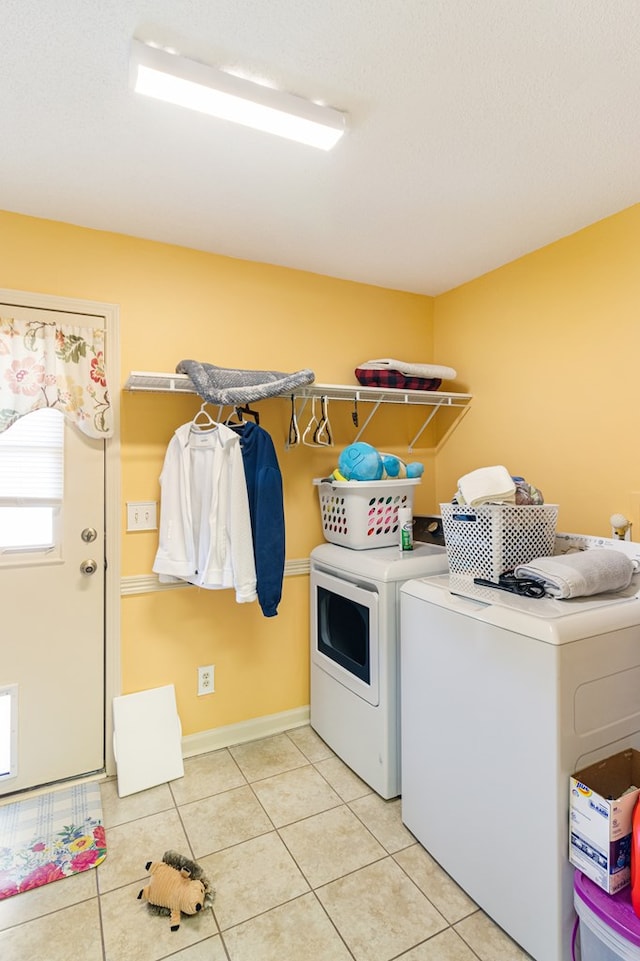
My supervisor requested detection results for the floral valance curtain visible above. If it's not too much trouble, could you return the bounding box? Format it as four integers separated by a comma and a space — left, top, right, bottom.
0, 316, 112, 438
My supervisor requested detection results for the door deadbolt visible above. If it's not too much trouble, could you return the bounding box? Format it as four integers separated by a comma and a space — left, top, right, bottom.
81, 527, 98, 543
80, 559, 98, 575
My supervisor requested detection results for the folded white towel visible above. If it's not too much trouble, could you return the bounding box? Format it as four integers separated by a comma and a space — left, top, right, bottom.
514, 549, 635, 599
457, 465, 516, 506
359, 358, 457, 380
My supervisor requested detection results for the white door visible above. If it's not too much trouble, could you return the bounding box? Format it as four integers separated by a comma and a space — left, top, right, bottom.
0, 303, 107, 796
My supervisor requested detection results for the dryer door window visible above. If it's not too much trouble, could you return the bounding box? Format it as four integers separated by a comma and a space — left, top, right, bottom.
310, 567, 379, 706
317, 586, 370, 684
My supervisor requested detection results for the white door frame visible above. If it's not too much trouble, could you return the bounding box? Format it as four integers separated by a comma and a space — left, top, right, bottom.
0, 287, 121, 778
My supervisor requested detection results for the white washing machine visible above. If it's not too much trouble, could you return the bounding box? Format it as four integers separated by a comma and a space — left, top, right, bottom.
400, 533, 640, 961
310, 540, 449, 798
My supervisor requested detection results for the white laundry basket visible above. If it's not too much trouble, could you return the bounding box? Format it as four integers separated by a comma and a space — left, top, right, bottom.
440, 502, 559, 580
314, 478, 420, 549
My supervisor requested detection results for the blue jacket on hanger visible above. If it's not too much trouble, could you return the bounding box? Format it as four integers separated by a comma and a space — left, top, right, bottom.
230, 421, 285, 617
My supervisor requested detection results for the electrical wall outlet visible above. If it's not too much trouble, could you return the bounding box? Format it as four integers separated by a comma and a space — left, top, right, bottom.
197, 665, 215, 696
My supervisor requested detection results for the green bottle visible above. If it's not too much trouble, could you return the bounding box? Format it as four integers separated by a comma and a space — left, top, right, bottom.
399, 507, 413, 551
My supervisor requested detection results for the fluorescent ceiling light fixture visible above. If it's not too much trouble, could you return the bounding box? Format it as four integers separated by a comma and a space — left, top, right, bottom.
131, 40, 346, 150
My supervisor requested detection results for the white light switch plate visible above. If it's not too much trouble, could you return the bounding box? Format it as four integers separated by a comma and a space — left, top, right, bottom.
127, 501, 157, 531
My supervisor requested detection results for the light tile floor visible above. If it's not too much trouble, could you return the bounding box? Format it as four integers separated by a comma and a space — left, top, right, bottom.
0, 726, 532, 960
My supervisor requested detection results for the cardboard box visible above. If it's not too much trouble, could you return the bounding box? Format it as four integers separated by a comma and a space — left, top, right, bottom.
569, 748, 640, 893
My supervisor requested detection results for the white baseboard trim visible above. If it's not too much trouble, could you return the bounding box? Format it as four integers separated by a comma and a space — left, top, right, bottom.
181, 705, 311, 758
121, 558, 310, 595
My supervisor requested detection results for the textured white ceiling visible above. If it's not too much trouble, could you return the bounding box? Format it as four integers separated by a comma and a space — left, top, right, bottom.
1, 1, 638, 294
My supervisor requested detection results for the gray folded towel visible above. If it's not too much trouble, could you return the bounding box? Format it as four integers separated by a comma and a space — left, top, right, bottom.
514, 549, 635, 599
177, 360, 315, 405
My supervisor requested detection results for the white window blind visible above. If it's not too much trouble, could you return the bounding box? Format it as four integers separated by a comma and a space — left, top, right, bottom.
0, 685, 18, 781
0, 408, 64, 503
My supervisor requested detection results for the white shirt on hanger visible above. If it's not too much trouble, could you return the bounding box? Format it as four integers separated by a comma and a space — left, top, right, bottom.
153, 421, 257, 603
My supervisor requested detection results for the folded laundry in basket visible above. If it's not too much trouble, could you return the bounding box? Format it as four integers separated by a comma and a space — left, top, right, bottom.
514, 549, 636, 599
457, 465, 516, 506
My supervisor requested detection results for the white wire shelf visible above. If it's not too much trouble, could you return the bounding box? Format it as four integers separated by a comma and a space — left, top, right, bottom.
123, 372, 473, 450
124, 371, 198, 393
288, 383, 471, 407
125, 372, 470, 405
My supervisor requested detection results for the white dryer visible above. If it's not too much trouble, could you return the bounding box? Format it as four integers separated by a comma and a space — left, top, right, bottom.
400, 534, 640, 961
310, 541, 448, 798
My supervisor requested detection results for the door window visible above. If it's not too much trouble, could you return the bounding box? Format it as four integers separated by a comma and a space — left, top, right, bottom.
0, 408, 63, 560
0, 685, 18, 781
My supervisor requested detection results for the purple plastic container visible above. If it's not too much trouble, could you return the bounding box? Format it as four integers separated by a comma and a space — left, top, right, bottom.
574, 872, 640, 960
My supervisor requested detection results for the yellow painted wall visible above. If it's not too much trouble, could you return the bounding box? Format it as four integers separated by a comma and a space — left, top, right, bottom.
433, 204, 640, 536
0, 209, 435, 736
7, 202, 636, 741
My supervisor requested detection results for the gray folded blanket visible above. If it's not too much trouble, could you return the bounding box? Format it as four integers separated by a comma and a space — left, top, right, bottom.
514, 549, 636, 599
177, 359, 315, 405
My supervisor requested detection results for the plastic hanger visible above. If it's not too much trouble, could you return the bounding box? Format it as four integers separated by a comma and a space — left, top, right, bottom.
313, 395, 333, 446
237, 403, 260, 425
225, 404, 260, 428
224, 406, 244, 427
302, 396, 320, 446
288, 395, 300, 446
190, 402, 219, 431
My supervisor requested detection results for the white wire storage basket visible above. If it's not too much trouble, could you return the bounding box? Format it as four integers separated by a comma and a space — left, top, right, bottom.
314, 478, 421, 550
440, 502, 559, 580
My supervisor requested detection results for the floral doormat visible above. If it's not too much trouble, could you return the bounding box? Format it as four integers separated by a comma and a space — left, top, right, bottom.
0, 782, 106, 900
